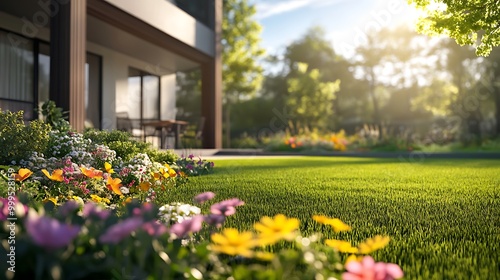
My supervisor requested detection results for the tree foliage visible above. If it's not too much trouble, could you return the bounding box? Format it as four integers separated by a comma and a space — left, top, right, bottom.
408, 0, 500, 56
286, 63, 340, 131
222, 0, 265, 98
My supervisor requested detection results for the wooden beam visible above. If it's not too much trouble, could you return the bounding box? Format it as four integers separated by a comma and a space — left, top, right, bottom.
49, 0, 86, 132
201, 0, 222, 148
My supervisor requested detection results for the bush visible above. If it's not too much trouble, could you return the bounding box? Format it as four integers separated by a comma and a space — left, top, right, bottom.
0, 110, 51, 165
84, 129, 178, 164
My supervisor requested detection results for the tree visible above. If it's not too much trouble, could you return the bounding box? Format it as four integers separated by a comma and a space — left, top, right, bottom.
286, 63, 340, 132
353, 33, 390, 135
222, 0, 265, 147
408, 0, 500, 56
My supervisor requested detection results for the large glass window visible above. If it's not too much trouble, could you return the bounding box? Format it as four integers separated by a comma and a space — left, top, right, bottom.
126, 68, 160, 121
0, 30, 34, 119
0, 29, 102, 125
38, 42, 50, 118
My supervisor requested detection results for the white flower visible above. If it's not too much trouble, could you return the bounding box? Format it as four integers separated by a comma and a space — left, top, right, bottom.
119, 187, 130, 194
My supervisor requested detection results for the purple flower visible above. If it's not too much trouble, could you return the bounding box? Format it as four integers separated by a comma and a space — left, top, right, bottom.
58, 200, 80, 216
186, 164, 194, 170
210, 162, 215, 168
204, 214, 226, 228
210, 198, 245, 217
25, 210, 81, 250
194, 192, 216, 204
188, 154, 194, 160
99, 217, 143, 244
169, 215, 204, 238
142, 221, 168, 237
82, 203, 111, 220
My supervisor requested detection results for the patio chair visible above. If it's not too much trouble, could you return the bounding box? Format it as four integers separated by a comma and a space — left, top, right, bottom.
116, 112, 144, 142
180, 116, 205, 148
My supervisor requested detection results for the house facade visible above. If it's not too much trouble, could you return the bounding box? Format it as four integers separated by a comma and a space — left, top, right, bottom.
0, 0, 222, 148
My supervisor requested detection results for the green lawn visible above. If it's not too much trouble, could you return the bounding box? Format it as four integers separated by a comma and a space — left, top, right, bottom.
160, 157, 500, 280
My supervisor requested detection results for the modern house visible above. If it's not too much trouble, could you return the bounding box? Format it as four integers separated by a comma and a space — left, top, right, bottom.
0, 0, 222, 148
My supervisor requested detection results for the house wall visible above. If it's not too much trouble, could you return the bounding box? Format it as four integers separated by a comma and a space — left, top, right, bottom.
104, 0, 214, 56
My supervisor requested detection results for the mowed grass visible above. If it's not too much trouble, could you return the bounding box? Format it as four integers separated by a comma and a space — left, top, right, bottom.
159, 157, 500, 279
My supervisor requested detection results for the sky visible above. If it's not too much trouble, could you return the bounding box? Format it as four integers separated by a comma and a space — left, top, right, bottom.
252, 0, 421, 59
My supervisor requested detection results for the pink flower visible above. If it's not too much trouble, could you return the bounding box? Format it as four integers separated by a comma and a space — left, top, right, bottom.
210, 198, 244, 216
142, 221, 168, 237
25, 210, 81, 250
194, 192, 216, 204
99, 217, 143, 244
0, 197, 28, 220
343, 256, 404, 280
169, 215, 204, 238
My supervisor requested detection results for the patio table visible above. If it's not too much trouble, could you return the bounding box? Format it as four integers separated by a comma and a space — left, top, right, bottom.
141, 120, 188, 149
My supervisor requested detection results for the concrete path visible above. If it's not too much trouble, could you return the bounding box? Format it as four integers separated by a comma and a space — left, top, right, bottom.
172, 149, 500, 160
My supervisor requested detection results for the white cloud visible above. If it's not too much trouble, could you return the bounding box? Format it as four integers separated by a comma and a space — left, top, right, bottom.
255, 0, 347, 20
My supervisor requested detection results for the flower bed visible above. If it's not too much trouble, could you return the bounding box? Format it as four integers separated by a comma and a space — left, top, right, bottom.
0, 106, 404, 279
0, 192, 403, 280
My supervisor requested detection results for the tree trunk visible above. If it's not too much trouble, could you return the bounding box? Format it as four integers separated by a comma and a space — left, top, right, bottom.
368, 67, 382, 139
495, 88, 500, 136
225, 101, 231, 148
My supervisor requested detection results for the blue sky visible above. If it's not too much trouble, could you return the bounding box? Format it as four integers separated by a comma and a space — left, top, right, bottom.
252, 0, 420, 58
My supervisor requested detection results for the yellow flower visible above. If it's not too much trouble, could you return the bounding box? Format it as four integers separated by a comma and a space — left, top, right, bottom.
254, 251, 275, 261
168, 168, 177, 177
80, 167, 103, 179
106, 177, 123, 195
122, 197, 133, 205
312, 215, 351, 232
210, 228, 256, 258
139, 181, 152, 191
104, 162, 115, 174
358, 235, 390, 254
151, 172, 161, 181
325, 239, 358, 254
13, 168, 33, 182
43, 197, 58, 205
254, 214, 299, 246
345, 254, 363, 265
156, 165, 177, 179
90, 194, 102, 203
41, 169, 64, 182
71, 196, 84, 207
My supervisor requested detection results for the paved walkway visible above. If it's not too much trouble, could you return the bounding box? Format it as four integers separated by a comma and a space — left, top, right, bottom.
172, 149, 500, 159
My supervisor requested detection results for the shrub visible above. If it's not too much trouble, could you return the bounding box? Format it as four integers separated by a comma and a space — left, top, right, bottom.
83, 129, 178, 163
0, 110, 51, 165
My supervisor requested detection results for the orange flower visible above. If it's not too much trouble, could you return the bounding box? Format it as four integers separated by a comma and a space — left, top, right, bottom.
13, 168, 33, 182
80, 167, 103, 179
291, 143, 297, 149
139, 181, 152, 191
41, 169, 64, 182
106, 177, 123, 195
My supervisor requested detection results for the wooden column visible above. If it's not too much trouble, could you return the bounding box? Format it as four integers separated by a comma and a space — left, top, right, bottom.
201, 0, 222, 149
49, 0, 86, 132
